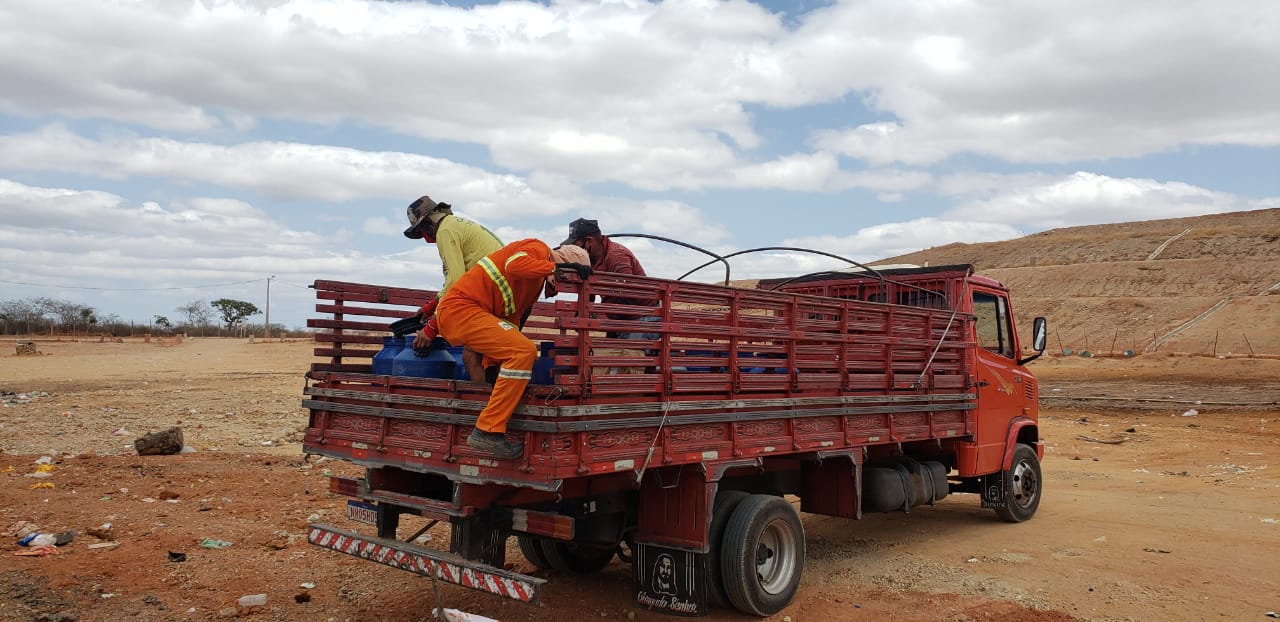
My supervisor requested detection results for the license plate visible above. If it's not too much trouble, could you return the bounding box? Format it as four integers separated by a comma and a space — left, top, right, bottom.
347, 500, 378, 525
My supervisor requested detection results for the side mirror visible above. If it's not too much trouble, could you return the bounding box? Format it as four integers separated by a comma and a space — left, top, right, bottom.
1017, 317, 1048, 365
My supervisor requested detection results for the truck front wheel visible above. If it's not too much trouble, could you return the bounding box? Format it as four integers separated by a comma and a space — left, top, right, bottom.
995, 443, 1042, 523
719, 494, 804, 616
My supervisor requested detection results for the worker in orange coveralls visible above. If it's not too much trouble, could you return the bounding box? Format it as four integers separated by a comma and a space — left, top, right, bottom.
419, 239, 593, 459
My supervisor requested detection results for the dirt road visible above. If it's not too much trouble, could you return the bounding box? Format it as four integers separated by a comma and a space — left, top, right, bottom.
1, 339, 1277, 621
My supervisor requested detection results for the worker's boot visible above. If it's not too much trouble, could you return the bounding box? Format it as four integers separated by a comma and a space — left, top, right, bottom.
466, 429, 524, 460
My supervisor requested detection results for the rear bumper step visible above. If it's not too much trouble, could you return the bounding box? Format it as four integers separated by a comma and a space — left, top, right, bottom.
307, 524, 545, 604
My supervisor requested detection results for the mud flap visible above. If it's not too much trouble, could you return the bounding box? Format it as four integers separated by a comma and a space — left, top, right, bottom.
633, 542, 707, 616
980, 473, 1005, 509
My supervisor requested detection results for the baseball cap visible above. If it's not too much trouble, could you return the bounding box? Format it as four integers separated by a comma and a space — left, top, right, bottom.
560, 218, 602, 246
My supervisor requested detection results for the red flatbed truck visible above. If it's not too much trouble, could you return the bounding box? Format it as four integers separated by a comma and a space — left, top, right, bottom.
302, 264, 1048, 616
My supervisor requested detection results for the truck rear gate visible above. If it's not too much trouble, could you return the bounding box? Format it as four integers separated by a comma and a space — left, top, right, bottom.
301, 266, 1044, 616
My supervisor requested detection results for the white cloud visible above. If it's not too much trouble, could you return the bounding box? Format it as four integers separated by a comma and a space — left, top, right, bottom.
0, 125, 933, 203
1, 0, 1272, 183
0, 0, 775, 186
362, 216, 402, 236
795, 1, 1280, 164
943, 172, 1280, 229
0, 178, 737, 325
783, 218, 1024, 265
0, 126, 576, 216
0, 178, 444, 326
725, 152, 841, 191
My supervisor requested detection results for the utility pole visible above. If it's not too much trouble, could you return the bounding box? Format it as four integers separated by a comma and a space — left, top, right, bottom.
266, 275, 275, 342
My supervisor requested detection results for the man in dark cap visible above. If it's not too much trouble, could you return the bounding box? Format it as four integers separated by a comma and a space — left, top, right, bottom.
561, 218, 647, 278
562, 218, 659, 340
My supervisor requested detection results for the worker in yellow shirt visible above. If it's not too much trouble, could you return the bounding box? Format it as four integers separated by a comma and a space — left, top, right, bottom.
403, 195, 504, 381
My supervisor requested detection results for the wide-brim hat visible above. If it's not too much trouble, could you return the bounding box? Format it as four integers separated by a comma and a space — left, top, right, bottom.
404, 195, 444, 239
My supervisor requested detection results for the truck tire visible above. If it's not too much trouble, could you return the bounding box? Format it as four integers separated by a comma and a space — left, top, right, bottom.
540, 540, 616, 574
995, 443, 1042, 523
706, 490, 750, 610
517, 535, 552, 570
719, 494, 804, 616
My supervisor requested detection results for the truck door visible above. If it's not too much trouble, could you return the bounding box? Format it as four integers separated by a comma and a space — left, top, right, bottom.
970, 289, 1030, 474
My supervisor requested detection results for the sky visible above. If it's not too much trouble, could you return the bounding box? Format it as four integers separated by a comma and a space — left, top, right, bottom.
1, 0, 1277, 330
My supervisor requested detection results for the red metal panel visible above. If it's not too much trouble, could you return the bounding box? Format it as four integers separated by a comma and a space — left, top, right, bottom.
846, 414, 892, 444
800, 456, 859, 519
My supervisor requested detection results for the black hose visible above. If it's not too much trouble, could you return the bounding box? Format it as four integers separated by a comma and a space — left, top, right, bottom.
608, 233, 732, 286
610, 236, 947, 310
677, 246, 882, 282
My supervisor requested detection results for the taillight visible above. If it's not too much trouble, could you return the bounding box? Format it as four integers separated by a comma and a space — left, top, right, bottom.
512, 509, 575, 541
328, 476, 361, 497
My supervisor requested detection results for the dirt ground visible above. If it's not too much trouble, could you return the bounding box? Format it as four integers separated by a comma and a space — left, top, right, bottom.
1, 338, 1277, 622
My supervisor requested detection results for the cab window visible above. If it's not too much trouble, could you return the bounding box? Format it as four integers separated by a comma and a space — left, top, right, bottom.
973, 291, 1014, 358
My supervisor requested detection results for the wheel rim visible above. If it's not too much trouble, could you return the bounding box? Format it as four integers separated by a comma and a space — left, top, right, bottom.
754, 518, 798, 595
1010, 458, 1039, 509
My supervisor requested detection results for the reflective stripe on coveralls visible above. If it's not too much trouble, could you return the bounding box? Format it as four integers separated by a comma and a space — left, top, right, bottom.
477, 257, 517, 317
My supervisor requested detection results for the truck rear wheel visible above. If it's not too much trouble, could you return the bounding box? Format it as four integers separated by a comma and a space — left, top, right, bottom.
719, 494, 804, 616
995, 443, 1042, 523
707, 490, 750, 609
540, 540, 616, 574
517, 535, 552, 570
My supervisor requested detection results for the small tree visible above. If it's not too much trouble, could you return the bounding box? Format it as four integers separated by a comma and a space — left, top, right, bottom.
175, 300, 213, 335
36, 299, 93, 333
98, 313, 122, 336
210, 298, 261, 332
153, 315, 172, 335
0, 299, 43, 335
79, 308, 95, 335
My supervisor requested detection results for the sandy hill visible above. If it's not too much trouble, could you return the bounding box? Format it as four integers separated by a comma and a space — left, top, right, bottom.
879, 208, 1280, 356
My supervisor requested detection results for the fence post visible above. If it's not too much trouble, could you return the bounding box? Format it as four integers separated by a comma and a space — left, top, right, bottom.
1241, 332, 1255, 357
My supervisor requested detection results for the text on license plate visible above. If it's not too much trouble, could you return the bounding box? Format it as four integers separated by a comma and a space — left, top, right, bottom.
347, 500, 378, 525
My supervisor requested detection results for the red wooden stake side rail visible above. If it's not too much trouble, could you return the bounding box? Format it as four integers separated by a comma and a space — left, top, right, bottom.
303, 271, 978, 490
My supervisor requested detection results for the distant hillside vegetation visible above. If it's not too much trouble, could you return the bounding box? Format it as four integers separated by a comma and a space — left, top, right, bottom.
880, 208, 1280, 356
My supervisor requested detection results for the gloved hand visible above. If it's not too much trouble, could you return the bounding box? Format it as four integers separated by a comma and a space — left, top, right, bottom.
417, 297, 439, 320
556, 262, 593, 280
413, 316, 439, 350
